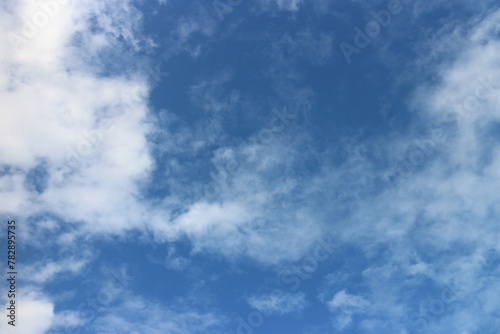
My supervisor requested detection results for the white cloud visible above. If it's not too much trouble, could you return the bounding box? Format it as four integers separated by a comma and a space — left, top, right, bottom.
259, 0, 304, 12
50, 310, 86, 330
0, 288, 54, 334
329, 290, 369, 309
327, 290, 370, 330
312, 8, 500, 332
23, 255, 91, 284
0, 0, 162, 240
166, 139, 325, 265
248, 291, 306, 315
148, 245, 192, 271
60, 289, 225, 334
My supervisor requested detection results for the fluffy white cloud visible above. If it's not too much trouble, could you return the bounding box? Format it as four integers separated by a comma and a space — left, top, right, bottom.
165, 138, 325, 265
0, 0, 162, 240
0, 288, 54, 334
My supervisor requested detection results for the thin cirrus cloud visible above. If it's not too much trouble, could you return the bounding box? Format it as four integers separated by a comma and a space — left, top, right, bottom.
314, 7, 500, 333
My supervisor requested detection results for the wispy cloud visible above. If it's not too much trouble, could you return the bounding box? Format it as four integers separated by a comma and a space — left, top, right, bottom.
248, 291, 306, 315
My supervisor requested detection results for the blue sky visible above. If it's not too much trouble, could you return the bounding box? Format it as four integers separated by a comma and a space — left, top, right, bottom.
1, 0, 500, 333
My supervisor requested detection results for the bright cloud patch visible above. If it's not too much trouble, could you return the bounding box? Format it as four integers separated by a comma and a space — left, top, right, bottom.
328, 290, 370, 330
